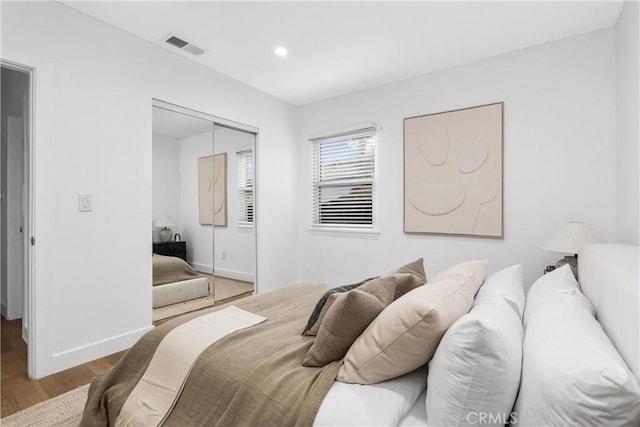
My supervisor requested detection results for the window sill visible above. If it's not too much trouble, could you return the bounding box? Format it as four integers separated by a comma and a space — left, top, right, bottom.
308, 226, 380, 239
237, 223, 254, 232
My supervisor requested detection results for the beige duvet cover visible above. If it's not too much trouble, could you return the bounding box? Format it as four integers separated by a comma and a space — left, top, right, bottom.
152, 253, 201, 286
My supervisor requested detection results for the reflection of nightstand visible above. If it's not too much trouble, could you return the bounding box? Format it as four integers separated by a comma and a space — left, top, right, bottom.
153, 241, 187, 262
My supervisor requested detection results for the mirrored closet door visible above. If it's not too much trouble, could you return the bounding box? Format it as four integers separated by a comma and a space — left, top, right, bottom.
212, 125, 255, 302
151, 101, 257, 321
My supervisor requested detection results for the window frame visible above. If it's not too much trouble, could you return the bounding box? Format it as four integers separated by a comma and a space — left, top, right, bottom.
236, 149, 254, 227
309, 125, 379, 238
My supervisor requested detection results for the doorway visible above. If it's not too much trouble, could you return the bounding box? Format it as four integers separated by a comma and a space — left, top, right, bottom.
1, 62, 33, 370
151, 100, 258, 321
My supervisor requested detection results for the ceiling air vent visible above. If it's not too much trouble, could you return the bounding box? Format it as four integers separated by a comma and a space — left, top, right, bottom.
163, 34, 205, 56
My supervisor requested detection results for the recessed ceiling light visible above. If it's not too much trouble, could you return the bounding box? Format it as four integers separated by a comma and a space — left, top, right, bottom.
274, 46, 288, 57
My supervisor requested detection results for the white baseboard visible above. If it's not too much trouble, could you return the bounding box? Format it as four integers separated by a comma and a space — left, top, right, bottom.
191, 263, 213, 274
214, 268, 254, 283
52, 325, 154, 373
191, 264, 253, 283
2, 302, 21, 320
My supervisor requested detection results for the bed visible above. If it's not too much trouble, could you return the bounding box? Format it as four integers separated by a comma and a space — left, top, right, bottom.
152, 254, 210, 308
82, 245, 639, 426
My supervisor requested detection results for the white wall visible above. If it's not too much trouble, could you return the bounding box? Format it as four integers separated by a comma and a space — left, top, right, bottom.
615, 1, 640, 245
152, 133, 181, 242
296, 29, 616, 288
1, 1, 299, 378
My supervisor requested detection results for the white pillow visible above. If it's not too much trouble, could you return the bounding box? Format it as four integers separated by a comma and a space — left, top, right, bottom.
426, 296, 523, 426
474, 264, 525, 317
524, 265, 592, 321
513, 272, 640, 426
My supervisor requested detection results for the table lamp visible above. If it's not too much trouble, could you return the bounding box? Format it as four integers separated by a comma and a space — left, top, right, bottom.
542, 221, 602, 277
155, 215, 176, 243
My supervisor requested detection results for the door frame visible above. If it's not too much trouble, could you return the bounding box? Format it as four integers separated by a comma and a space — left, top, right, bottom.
1, 59, 35, 372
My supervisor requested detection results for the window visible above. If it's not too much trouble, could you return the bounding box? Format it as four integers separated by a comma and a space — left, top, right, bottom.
237, 150, 254, 225
311, 127, 376, 228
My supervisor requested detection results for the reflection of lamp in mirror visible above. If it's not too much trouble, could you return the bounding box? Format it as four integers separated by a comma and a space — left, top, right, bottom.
155, 215, 176, 242
542, 222, 602, 277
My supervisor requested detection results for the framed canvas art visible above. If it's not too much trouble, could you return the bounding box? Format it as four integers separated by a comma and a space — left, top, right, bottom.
404, 102, 503, 237
198, 153, 227, 226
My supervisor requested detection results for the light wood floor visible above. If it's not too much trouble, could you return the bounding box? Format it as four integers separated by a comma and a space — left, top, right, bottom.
0, 316, 125, 418
0, 291, 251, 418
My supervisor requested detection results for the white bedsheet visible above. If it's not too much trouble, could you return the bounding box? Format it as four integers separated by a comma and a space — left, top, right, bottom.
314, 364, 427, 426
398, 390, 427, 426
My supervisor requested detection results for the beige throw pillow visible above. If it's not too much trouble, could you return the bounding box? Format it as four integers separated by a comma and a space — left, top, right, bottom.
303, 276, 397, 367
337, 259, 487, 384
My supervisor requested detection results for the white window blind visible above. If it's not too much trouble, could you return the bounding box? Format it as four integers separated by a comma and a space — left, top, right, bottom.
311, 127, 376, 227
237, 150, 254, 224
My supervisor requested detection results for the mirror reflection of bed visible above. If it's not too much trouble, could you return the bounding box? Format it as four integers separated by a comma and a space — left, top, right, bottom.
151, 103, 256, 321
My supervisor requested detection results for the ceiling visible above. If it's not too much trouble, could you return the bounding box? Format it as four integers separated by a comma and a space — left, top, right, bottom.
63, 1, 624, 106
153, 107, 213, 139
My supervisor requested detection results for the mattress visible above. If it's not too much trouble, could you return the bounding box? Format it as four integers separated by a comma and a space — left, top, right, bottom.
152, 254, 210, 308
152, 276, 210, 308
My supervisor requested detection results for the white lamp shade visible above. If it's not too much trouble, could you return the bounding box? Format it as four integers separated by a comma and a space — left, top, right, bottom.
155, 215, 176, 228
542, 222, 602, 254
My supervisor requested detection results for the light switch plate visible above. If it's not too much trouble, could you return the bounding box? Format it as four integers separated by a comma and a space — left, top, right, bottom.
78, 194, 92, 212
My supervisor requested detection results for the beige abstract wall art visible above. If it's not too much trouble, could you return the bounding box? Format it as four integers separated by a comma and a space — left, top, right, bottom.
404, 103, 503, 237
198, 153, 227, 226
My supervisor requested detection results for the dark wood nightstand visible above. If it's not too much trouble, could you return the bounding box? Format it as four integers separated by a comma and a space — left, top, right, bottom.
153, 241, 187, 262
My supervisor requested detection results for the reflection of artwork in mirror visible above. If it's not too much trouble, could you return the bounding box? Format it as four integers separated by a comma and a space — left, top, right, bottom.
404, 102, 503, 237
198, 153, 227, 226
